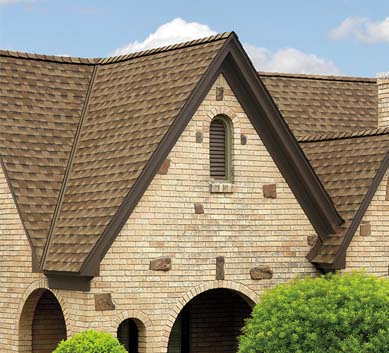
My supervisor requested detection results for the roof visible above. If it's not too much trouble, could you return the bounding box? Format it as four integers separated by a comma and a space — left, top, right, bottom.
0, 32, 385, 282
1, 32, 343, 284
300, 128, 389, 267
259, 72, 378, 137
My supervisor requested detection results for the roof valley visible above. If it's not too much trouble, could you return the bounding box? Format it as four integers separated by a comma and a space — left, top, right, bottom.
40, 64, 99, 271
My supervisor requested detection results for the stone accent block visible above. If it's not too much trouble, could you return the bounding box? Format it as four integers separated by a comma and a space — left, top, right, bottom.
94, 293, 115, 311
196, 131, 203, 143
158, 159, 170, 175
307, 235, 318, 246
209, 182, 234, 193
250, 266, 273, 280
216, 87, 224, 101
263, 184, 277, 199
194, 203, 204, 214
240, 134, 247, 145
149, 257, 172, 271
216, 256, 225, 280
360, 222, 371, 236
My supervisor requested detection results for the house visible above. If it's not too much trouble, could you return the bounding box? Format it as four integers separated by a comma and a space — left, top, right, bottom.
0, 31, 388, 353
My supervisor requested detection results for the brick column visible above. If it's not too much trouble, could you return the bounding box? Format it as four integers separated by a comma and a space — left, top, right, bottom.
378, 73, 389, 127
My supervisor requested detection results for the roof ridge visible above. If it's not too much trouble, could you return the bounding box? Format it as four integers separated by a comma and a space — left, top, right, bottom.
259, 71, 376, 83
298, 126, 389, 143
40, 65, 99, 270
0, 32, 232, 65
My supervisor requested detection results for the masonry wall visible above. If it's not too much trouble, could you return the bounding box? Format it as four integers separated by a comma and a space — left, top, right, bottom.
0, 74, 323, 352
346, 173, 389, 275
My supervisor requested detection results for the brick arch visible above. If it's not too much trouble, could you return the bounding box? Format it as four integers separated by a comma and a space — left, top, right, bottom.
112, 310, 151, 353
17, 279, 70, 352
160, 280, 258, 352
205, 106, 242, 134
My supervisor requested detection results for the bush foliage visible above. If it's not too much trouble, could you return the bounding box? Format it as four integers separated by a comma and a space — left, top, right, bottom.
54, 330, 127, 353
239, 272, 389, 353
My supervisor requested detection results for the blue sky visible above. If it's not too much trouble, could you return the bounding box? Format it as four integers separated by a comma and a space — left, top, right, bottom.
0, 0, 388, 76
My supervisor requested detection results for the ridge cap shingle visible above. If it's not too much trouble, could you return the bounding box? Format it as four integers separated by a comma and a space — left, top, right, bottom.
0, 32, 232, 66
298, 126, 389, 143
259, 71, 376, 83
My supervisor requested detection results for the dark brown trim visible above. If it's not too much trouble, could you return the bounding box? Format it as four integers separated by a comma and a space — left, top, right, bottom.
0, 156, 41, 271
78, 34, 233, 276
332, 151, 389, 269
46, 273, 92, 291
79, 32, 344, 277
221, 37, 343, 239
309, 151, 389, 270
41, 65, 99, 271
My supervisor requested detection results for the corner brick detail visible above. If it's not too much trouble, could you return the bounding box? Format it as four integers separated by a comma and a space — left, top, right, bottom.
250, 266, 273, 280
194, 203, 204, 214
158, 159, 170, 175
149, 257, 172, 271
360, 222, 371, 236
94, 293, 115, 311
216, 256, 225, 280
216, 87, 224, 101
263, 184, 277, 199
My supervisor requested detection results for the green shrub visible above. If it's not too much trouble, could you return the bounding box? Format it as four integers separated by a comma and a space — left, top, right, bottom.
239, 272, 389, 353
54, 330, 127, 353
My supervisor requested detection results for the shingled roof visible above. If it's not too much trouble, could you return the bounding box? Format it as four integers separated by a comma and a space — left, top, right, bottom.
2, 32, 345, 287
260, 72, 377, 137
0, 33, 385, 284
300, 128, 389, 268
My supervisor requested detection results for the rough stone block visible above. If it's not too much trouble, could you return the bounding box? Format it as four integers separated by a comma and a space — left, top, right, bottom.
158, 159, 170, 175
216, 87, 224, 101
216, 256, 225, 280
360, 222, 371, 236
149, 257, 172, 271
94, 293, 115, 311
263, 184, 277, 199
250, 266, 273, 280
194, 203, 204, 214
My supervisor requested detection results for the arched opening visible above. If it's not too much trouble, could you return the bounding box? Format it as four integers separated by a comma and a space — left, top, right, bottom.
117, 318, 145, 353
167, 288, 253, 353
19, 288, 67, 353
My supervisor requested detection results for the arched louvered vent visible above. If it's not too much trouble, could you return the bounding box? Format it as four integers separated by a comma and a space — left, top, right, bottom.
210, 117, 231, 180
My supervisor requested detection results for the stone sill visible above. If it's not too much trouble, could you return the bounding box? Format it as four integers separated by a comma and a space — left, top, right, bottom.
209, 181, 234, 193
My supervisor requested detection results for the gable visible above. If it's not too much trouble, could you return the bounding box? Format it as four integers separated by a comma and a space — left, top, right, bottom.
0, 33, 344, 285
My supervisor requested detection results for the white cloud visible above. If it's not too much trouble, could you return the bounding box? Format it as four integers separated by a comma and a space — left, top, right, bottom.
0, 0, 36, 5
111, 18, 216, 56
111, 18, 341, 75
244, 44, 342, 75
329, 17, 389, 43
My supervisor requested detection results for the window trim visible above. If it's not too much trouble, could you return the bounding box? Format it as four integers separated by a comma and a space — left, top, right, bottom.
210, 115, 233, 182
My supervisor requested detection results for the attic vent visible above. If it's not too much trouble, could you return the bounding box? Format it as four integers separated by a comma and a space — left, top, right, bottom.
210, 116, 232, 180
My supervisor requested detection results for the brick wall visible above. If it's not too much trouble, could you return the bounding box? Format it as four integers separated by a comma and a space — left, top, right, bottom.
378, 75, 389, 127
0, 74, 354, 353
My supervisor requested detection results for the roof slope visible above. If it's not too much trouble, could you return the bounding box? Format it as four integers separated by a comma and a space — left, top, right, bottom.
44, 35, 228, 272
0, 54, 93, 262
260, 72, 378, 137
1, 33, 345, 282
300, 128, 389, 266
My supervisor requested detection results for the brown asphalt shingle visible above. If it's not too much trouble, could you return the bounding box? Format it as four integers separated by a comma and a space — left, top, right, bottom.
43, 35, 229, 272
260, 72, 378, 137
0, 54, 93, 261
300, 128, 389, 264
